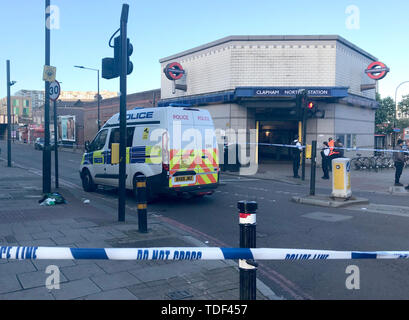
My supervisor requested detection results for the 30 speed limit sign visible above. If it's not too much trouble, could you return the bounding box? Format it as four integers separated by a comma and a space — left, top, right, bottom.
49, 80, 61, 101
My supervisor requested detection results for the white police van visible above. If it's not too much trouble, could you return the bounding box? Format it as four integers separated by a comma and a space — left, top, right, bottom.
79, 106, 220, 200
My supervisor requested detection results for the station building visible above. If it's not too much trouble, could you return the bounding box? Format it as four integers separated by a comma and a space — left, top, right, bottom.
158, 35, 379, 162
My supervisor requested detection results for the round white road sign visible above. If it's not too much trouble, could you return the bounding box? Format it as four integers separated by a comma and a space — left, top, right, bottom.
49, 80, 61, 101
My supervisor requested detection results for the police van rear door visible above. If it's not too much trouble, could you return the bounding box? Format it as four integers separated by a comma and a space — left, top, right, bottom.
168, 108, 218, 188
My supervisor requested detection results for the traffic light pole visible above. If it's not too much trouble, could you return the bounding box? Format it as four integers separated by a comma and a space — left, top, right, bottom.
301, 108, 307, 181
6, 60, 11, 168
118, 4, 129, 222
43, 0, 52, 194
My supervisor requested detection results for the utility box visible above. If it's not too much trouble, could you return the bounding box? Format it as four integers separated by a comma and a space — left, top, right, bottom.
332, 158, 352, 199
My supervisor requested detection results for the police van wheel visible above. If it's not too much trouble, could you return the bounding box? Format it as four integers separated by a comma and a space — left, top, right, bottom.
82, 169, 96, 192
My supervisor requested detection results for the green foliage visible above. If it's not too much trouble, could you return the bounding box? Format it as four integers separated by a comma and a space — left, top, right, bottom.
375, 93, 395, 134
398, 94, 409, 117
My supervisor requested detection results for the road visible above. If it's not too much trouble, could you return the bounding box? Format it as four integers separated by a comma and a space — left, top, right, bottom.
2, 140, 409, 299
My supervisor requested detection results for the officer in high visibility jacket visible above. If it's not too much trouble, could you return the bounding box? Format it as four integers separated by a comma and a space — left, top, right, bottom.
328, 138, 339, 171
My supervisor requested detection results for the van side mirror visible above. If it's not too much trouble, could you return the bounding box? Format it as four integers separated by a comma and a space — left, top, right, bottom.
85, 141, 90, 152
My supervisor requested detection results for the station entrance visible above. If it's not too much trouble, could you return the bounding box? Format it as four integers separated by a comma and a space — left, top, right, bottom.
257, 120, 298, 162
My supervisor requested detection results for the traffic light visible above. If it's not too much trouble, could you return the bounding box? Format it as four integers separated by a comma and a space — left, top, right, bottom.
114, 36, 133, 75
295, 90, 308, 118
126, 38, 133, 75
102, 57, 117, 79
102, 36, 133, 79
306, 101, 320, 117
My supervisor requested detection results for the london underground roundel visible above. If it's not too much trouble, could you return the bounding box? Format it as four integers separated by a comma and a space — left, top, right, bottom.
365, 61, 390, 80
164, 62, 185, 81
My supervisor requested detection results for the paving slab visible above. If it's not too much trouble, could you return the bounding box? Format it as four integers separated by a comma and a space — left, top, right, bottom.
17, 270, 68, 289
51, 278, 101, 300
81, 288, 138, 300
292, 194, 369, 208
0, 287, 55, 300
60, 263, 106, 281
91, 271, 142, 291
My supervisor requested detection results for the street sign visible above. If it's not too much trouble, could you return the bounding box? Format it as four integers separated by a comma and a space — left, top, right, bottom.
43, 65, 57, 82
393, 128, 401, 133
49, 80, 61, 101
365, 61, 390, 80
163, 62, 185, 81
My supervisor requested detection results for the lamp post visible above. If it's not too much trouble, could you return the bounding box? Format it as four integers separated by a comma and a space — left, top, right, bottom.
6, 60, 17, 167
74, 65, 101, 130
394, 81, 409, 147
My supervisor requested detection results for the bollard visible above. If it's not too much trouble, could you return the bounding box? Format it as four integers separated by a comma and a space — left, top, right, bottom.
136, 175, 148, 233
238, 200, 258, 300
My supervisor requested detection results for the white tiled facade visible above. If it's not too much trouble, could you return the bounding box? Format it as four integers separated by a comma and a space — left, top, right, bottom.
160, 36, 378, 153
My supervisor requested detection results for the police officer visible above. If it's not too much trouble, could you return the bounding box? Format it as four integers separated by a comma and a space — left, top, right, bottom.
328, 137, 340, 171
394, 139, 405, 186
292, 135, 303, 178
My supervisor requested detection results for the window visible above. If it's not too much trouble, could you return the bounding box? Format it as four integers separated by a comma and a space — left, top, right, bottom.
24, 100, 29, 107
23, 108, 29, 116
13, 107, 19, 115
90, 129, 108, 151
336, 134, 357, 148
108, 127, 135, 149
13, 100, 19, 107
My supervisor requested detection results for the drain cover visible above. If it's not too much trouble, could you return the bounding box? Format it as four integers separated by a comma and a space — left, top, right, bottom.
167, 290, 193, 300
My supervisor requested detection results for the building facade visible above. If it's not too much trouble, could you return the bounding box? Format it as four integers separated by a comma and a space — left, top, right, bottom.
82, 89, 160, 144
159, 35, 379, 162
0, 96, 32, 124
14, 90, 45, 110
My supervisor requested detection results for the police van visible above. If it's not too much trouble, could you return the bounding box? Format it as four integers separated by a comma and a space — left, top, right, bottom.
79, 106, 219, 200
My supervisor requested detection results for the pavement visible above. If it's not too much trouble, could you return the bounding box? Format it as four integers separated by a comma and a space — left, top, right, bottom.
0, 162, 276, 300
224, 160, 409, 196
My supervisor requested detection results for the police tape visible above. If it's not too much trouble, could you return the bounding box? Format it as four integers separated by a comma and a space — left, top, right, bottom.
2, 246, 409, 261
244, 142, 409, 154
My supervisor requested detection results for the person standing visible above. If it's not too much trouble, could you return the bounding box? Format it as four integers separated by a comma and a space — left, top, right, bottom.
321, 141, 330, 179
394, 139, 405, 186
335, 139, 344, 158
328, 138, 335, 171
292, 135, 303, 178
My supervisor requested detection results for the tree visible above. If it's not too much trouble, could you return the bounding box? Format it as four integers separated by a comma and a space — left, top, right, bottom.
398, 94, 409, 118
375, 93, 395, 134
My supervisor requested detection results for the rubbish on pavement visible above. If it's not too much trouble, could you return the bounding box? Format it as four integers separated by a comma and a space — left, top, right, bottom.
83, 199, 90, 204
39, 192, 67, 206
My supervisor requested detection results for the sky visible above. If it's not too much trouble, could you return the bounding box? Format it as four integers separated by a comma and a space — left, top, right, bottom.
0, 0, 408, 102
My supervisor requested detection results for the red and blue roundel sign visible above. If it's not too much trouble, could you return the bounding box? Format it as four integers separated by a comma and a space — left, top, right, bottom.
163, 62, 185, 81
365, 61, 390, 80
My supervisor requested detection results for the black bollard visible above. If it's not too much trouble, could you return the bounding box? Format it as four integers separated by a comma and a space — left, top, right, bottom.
136, 175, 148, 233
238, 200, 258, 300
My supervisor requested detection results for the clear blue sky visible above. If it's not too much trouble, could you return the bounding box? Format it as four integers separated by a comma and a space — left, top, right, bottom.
0, 0, 408, 101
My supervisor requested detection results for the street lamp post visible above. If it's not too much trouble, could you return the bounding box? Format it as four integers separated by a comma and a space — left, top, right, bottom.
6, 60, 17, 167
74, 66, 101, 130
394, 81, 409, 147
